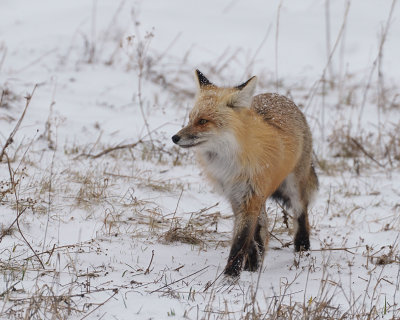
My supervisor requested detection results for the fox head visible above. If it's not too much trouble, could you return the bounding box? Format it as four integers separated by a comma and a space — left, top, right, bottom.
171, 70, 257, 149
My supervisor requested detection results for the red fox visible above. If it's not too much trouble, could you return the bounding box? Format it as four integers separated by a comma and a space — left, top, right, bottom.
172, 70, 318, 278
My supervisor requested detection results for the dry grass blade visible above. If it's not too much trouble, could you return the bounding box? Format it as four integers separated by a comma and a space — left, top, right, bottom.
163, 226, 202, 245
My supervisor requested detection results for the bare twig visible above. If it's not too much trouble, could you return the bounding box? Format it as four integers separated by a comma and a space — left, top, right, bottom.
269, 231, 287, 247
0, 207, 26, 243
0, 88, 6, 107
251, 249, 265, 318
325, 0, 334, 83
15, 50, 56, 73
0, 281, 20, 298
243, 24, 272, 79
310, 245, 363, 253
350, 137, 385, 168
150, 266, 209, 294
88, 0, 97, 63
98, 0, 126, 56
305, 1, 350, 111
7, 286, 125, 303
42, 143, 57, 252
6, 154, 45, 268
0, 85, 37, 162
24, 241, 95, 261
274, 0, 283, 91
41, 82, 57, 150
79, 122, 169, 159
358, 0, 397, 128
276, 200, 291, 228
144, 250, 155, 275
85, 141, 142, 159
79, 289, 118, 320
130, 10, 154, 147
0, 46, 6, 73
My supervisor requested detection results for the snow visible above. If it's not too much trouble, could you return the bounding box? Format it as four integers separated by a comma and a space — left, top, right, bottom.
0, 1, 399, 319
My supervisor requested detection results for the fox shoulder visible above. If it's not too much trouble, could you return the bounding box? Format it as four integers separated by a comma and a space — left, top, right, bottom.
251, 93, 309, 133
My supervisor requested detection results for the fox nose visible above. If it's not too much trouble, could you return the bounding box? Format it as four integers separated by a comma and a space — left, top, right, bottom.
172, 135, 180, 144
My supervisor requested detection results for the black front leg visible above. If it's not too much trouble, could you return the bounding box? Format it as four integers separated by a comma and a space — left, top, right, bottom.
244, 222, 265, 271
224, 223, 251, 278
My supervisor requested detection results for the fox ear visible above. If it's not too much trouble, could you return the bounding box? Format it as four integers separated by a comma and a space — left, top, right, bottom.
195, 69, 214, 89
231, 76, 257, 107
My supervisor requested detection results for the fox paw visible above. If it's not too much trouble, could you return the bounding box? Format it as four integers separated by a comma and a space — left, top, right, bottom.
224, 258, 243, 278
294, 234, 310, 252
243, 254, 260, 272
219, 274, 239, 287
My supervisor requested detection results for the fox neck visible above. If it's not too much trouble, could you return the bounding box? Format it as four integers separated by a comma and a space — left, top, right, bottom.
197, 130, 239, 183
196, 128, 247, 201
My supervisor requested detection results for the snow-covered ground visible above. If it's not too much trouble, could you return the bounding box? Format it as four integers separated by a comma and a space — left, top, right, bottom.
1, 1, 399, 319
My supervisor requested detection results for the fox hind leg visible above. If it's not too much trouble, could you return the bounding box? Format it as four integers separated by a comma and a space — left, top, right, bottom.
295, 165, 318, 251
272, 172, 314, 252
294, 209, 310, 251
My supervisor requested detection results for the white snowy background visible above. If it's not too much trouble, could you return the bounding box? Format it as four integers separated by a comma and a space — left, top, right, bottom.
0, 0, 399, 319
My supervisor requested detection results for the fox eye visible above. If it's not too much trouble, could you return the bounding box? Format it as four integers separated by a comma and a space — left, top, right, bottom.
198, 119, 208, 125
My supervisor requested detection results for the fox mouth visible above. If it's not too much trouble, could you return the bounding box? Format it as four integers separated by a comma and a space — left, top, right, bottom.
172, 134, 207, 148
178, 141, 205, 148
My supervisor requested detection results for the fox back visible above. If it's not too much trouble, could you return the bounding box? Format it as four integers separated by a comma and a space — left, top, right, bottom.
172, 70, 318, 278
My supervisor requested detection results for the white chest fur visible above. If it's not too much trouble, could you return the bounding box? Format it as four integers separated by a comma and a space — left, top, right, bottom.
197, 131, 245, 198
